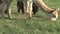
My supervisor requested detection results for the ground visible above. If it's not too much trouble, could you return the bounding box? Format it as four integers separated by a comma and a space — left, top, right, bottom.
0, 0, 60, 34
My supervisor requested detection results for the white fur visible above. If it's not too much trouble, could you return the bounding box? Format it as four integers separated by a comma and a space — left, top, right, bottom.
51, 18, 56, 21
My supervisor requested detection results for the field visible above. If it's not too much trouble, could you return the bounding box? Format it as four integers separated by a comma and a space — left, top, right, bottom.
0, 0, 60, 34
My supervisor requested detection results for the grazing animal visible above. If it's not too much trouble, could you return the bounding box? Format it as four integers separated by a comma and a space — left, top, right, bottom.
17, 0, 59, 20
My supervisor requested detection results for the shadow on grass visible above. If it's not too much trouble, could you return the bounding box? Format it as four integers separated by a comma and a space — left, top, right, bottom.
6, 16, 50, 21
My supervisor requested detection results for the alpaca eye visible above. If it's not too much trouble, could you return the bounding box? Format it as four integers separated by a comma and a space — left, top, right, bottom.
51, 13, 56, 18
53, 15, 56, 18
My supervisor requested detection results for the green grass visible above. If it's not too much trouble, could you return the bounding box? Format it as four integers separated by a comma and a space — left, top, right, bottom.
0, 0, 60, 34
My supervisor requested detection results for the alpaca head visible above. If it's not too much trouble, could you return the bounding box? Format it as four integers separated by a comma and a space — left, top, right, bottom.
51, 8, 59, 21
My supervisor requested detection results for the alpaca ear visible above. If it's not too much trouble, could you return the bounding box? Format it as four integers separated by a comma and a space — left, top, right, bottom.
50, 8, 59, 13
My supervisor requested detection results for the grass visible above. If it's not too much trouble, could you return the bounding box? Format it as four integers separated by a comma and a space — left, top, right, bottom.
0, 0, 60, 34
